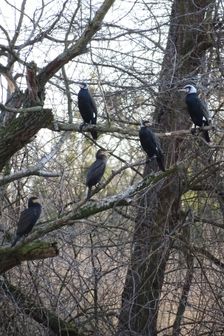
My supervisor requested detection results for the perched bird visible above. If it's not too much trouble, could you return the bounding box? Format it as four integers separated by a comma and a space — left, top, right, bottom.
139, 120, 165, 172
78, 83, 98, 140
11, 197, 42, 247
86, 149, 108, 200
179, 84, 210, 142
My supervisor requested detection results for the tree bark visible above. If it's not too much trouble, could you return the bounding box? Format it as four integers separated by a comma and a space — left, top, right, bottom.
0, 241, 58, 274
0, 108, 53, 172
117, 1, 215, 335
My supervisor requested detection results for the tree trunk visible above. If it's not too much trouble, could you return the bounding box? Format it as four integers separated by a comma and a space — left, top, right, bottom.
0, 108, 53, 172
117, 1, 215, 335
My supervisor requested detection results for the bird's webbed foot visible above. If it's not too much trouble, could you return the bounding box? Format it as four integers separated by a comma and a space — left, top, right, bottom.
191, 127, 198, 136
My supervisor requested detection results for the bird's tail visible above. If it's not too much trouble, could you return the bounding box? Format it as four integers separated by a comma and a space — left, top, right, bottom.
202, 130, 210, 143
86, 187, 92, 200
11, 235, 20, 247
90, 130, 98, 140
157, 153, 165, 172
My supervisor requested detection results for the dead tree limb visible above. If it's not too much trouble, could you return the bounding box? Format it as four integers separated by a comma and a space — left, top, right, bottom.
0, 241, 58, 274
1, 279, 84, 336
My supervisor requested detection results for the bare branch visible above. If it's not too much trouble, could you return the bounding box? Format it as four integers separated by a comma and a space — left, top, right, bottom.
0, 132, 68, 185
2, 279, 84, 336
38, 0, 116, 86
49, 120, 216, 139
0, 170, 60, 186
26, 166, 177, 243
0, 103, 43, 113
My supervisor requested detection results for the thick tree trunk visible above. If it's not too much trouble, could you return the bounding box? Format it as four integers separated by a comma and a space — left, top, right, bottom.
117, 1, 214, 335
0, 108, 53, 172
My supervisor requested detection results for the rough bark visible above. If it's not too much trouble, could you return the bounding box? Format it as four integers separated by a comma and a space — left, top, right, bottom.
0, 108, 53, 172
117, 1, 215, 335
0, 241, 58, 274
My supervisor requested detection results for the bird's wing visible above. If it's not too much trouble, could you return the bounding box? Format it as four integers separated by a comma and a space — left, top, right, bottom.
146, 128, 161, 151
16, 208, 40, 235
88, 91, 97, 122
199, 98, 210, 122
153, 132, 162, 152
86, 160, 106, 186
192, 95, 210, 122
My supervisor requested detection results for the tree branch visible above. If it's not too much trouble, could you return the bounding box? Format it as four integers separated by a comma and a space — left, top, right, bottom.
193, 246, 224, 270
0, 241, 58, 274
0, 103, 43, 113
2, 279, 84, 336
0, 169, 60, 186
49, 120, 215, 139
38, 0, 116, 86
0, 132, 68, 185
26, 166, 178, 243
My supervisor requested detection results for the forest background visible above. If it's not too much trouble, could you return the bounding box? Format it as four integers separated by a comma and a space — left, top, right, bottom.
0, 0, 223, 335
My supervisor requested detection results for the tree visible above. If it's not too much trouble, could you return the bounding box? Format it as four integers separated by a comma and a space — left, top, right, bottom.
117, 1, 224, 335
0, 0, 223, 335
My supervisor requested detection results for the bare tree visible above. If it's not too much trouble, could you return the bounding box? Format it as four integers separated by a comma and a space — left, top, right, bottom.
0, 0, 223, 335
117, 1, 224, 335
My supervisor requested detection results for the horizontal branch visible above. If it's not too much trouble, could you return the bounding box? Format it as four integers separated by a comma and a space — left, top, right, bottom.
0, 241, 58, 274
26, 165, 178, 243
0, 169, 61, 186
49, 121, 215, 139
0, 103, 43, 113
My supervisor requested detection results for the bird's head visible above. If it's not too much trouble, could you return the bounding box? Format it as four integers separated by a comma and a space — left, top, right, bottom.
28, 196, 40, 207
140, 119, 150, 128
96, 149, 108, 160
79, 82, 88, 89
179, 84, 197, 94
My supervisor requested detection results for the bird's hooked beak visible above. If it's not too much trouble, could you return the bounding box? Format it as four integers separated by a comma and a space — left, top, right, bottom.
79, 82, 87, 89
178, 88, 187, 92
102, 149, 110, 155
32, 197, 40, 203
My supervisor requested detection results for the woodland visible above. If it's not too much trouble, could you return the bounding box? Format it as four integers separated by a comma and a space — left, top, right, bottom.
0, 0, 223, 335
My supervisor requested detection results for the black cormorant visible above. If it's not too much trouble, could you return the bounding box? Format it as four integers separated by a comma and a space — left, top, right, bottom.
179, 84, 210, 142
11, 197, 42, 247
139, 120, 165, 172
78, 83, 98, 140
86, 149, 108, 200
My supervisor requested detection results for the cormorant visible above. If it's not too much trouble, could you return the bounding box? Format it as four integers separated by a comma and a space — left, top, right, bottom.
179, 84, 210, 142
78, 83, 98, 140
11, 197, 42, 247
139, 120, 165, 171
86, 149, 108, 200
